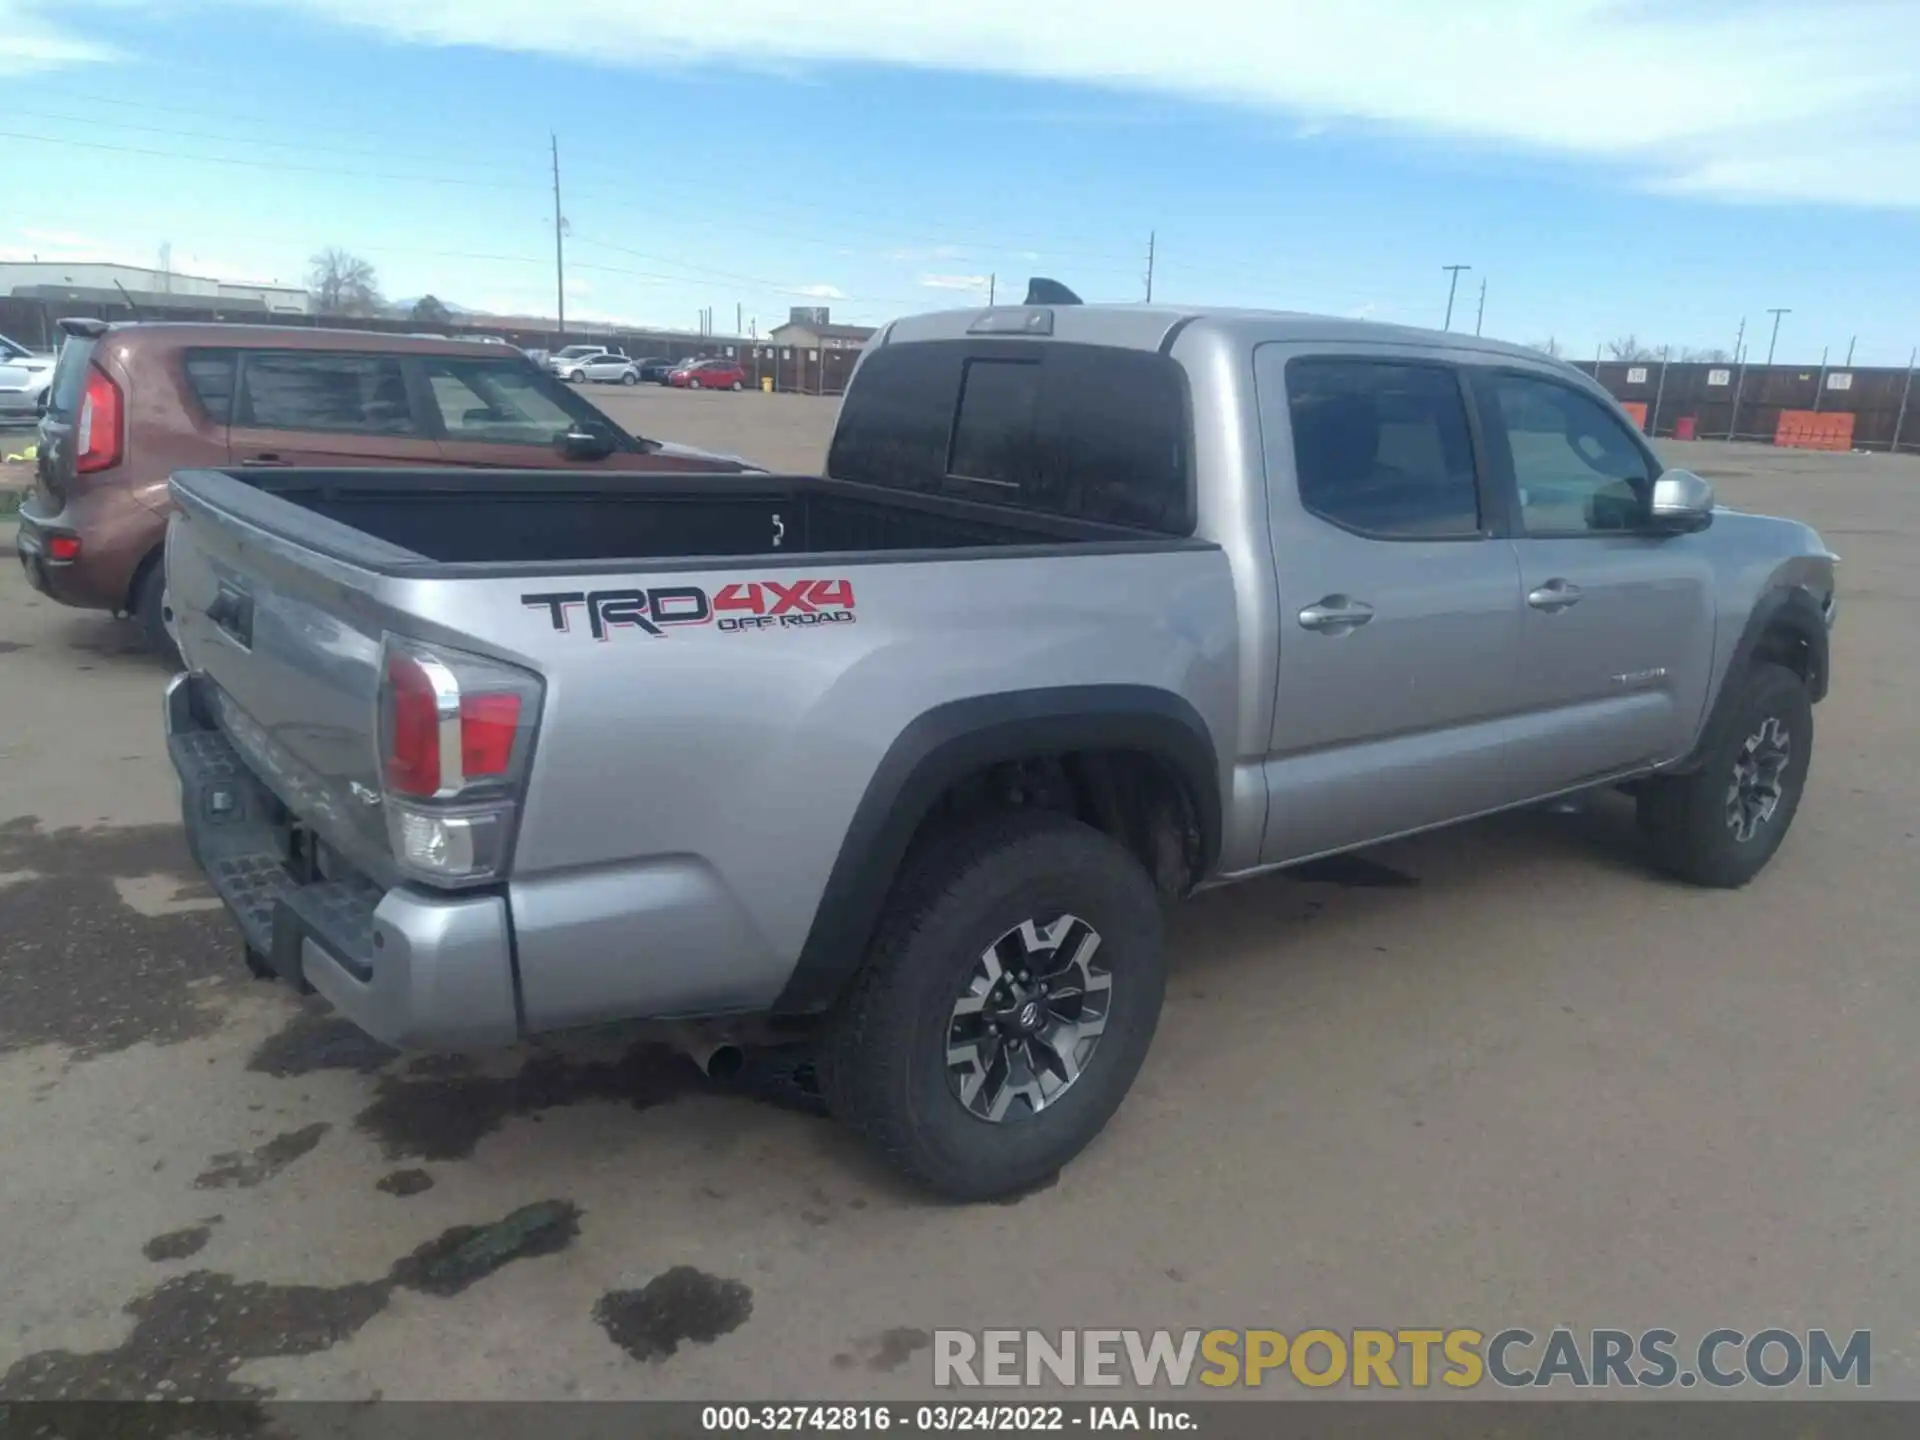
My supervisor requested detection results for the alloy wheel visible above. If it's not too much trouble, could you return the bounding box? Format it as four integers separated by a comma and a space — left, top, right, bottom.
1726, 716, 1792, 842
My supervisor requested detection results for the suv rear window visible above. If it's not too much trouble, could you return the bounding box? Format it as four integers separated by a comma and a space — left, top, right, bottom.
828, 340, 1192, 534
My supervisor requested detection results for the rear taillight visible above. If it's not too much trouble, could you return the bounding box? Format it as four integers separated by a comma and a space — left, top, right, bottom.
47, 534, 82, 562
74, 366, 123, 474
377, 638, 542, 885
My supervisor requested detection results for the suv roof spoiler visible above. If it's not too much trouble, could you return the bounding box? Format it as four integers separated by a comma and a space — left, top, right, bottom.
57, 317, 111, 340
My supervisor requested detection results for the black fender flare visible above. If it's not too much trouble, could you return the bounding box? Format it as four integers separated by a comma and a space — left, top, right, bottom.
773, 685, 1221, 1015
1680, 586, 1829, 771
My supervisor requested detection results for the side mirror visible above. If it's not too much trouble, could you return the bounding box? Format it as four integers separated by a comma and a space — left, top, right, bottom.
557, 422, 616, 463
1647, 469, 1716, 535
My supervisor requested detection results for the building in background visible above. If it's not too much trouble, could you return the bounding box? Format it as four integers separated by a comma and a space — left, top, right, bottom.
767, 307, 876, 354
0, 261, 312, 316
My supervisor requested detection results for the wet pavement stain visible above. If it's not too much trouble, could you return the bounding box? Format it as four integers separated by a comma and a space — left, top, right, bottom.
142, 1225, 215, 1263
1290, 854, 1421, 888
0, 1199, 583, 1404
353, 1042, 826, 1161
246, 1003, 396, 1078
375, 1168, 435, 1197
389, 1199, 580, 1297
0, 640, 29, 655
594, 1267, 754, 1362
0, 819, 242, 1059
863, 1327, 933, 1373
193, 1123, 330, 1190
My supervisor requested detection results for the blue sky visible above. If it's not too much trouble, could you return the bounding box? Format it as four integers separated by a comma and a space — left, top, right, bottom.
5, 0, 1920, 362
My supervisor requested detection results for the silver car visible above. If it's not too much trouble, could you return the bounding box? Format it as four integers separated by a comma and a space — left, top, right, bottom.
0, 332, 57, 424
568, 353, 642, 386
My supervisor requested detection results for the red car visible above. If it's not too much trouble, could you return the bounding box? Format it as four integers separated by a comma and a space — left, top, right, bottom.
669, 358, 748, 391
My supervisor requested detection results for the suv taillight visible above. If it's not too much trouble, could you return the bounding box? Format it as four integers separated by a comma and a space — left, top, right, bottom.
74, 366, 123, 473
377, 638, 543, 885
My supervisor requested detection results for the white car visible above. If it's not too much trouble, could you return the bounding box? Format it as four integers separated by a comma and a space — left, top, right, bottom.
560, 353, 641, 386
0, 332, 56, 424
547, 344, 615, 377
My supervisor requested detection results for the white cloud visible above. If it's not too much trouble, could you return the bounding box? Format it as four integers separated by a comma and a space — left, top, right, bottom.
96, 0, 1920, 207
920, 274, 991, 291
792, 283, 846, 299
0, 0, 120, 73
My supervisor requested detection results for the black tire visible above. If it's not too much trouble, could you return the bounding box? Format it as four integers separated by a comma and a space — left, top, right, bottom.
1637, 661, 1813, 888
821, 812, 1166, 1201
133, 558, 181, 667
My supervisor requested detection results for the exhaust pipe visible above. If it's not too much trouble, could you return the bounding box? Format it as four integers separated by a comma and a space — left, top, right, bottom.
664, 1025, 745, 1081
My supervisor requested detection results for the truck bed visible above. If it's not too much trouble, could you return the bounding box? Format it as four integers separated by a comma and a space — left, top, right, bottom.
173, 467, 1169, 573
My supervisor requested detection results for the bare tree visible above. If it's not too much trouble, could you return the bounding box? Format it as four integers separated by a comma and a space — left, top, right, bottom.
1605, 334, 1659, 362
308, 248, 384, 317
1526, 336, 1565, 359
1680, 346, 1732, 363
410, 294, 453, 327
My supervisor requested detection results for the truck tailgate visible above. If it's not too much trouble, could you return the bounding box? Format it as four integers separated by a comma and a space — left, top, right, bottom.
165, 481, 400, 887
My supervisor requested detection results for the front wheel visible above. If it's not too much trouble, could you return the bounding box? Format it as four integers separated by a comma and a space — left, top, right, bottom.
822, 813, 1166, 1201
1637, 661, 1813, 888
621, 371, 639, 386
566, 370, 585, 384
688, 378, 703, 390
730, 380, 744, 392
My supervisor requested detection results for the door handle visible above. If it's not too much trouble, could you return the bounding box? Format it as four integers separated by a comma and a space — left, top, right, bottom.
1527, 579, 1583, 612
1298, 596, 1375, 633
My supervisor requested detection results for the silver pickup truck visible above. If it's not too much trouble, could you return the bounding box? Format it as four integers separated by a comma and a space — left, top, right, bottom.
163, 294, 1837, 1199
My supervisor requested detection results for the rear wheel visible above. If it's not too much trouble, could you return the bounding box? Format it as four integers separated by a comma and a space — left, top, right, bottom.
621, 371, 639, 386
689, 378, 703, 390
822, 812, 1166, 1201
133, 557, 180, 667
730, 380, 744, 392
1637, 661, 1813, 888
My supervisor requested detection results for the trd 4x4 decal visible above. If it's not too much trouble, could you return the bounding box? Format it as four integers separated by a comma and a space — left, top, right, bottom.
523, 578, 857, 640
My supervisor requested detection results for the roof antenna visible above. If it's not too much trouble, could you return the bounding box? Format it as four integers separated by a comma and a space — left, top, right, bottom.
1024, 277, 1082, 306
113, 279, 144, 321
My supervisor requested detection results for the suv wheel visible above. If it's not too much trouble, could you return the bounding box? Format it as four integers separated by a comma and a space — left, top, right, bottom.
133, 558, 181, 667
822, 812, 1166, 1200
1637, 661, 1813, 888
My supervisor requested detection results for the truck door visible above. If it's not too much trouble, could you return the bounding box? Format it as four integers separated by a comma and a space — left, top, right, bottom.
1470, 369, 1715, 790
1253, 346, 1526, 863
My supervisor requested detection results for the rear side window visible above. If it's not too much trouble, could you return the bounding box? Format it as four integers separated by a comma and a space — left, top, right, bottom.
237, 353, 416, 435
829, 340, 1192, 533
1284, 358, 1480, 538
45, 337, 96, 419
184, 349, 237, 424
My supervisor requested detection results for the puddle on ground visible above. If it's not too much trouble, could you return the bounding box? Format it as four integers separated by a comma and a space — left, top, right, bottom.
374, 1168, 434, 1198
0, 818, 241, 1059
246, 1004, 396, 1078
142, 1223, 217, 1263
194, 1123, 330, 1190
593, 1267, 754, 1362
0, 1200, 584, 1405
355, 1043, 826, 1161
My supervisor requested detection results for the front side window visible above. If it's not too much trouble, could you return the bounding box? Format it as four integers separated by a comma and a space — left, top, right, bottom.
424, 356, 620, 446
1488, 374, 1653, 534
1284, 359, 1481, 538
238, 353, 415, 435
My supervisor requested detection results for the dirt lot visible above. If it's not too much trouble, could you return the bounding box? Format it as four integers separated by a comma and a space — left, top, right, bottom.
2, 395, 1918, 1402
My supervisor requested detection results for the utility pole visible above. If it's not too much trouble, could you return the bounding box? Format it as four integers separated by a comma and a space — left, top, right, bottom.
1845, 335, 1856, 366
1764, 307, 1791, 366
1731, 315, 1745, 366
1812, 344, 1829, 412
1144, 232, 1156, 303
737, 302, 742, 337
1441, 264, 1471, 331
550, 133, 566, 340
1649, 346, 1670, 436
988, 273, 996, 305
1474, 277, 1486, 336
1728, 343, 1748, 442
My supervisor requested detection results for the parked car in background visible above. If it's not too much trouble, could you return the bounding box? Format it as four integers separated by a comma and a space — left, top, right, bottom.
562, 354, 642, 386
15, 321, 750, 656
638, 357, 677, 384
669, 358, 748, 391
547, 344, 614, 376
0, 331, 57, 424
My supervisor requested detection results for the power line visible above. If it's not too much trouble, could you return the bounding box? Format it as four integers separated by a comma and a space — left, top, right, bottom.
0, 129, 530, 191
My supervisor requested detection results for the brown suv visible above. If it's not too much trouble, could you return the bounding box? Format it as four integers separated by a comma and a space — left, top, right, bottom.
16, 320, 748, 653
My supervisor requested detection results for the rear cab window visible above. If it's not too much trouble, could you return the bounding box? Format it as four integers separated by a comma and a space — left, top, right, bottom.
828, 339, 1193, 534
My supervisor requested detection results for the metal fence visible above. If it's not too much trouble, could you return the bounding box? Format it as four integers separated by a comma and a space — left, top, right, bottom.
1577, 356, 1919, 452
0, 296, 862, 396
